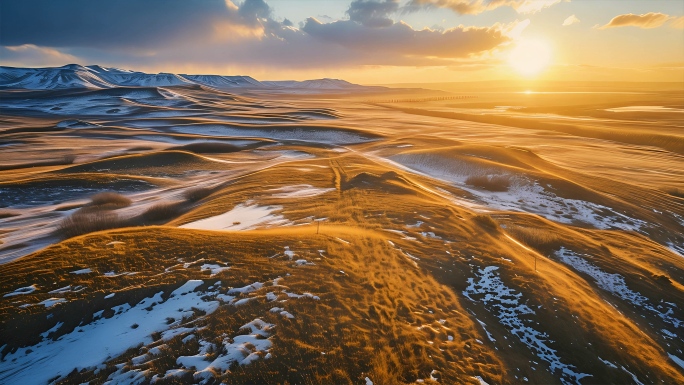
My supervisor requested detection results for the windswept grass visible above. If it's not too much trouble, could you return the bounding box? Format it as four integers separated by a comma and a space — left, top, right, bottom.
141, 201, 185, 223
507, 226, 564, 254
57, 211, 126, 239
89, 192, 132, 208
183, 187, 214, 202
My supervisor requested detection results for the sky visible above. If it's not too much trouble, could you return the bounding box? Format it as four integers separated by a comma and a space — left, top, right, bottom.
0, 0, 683, 84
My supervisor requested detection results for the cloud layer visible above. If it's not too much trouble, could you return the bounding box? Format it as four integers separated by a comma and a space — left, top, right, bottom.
599, 12, 673, 29
0, 0, 516, 71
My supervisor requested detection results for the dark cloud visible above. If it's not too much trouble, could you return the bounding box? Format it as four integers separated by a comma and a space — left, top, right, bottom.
302, 18, 508, 58
0, 0, 257, 49
599, 12, 673, 29
347, 0, 399, 28
238, 0, 272, 22
0, 0, 515, 71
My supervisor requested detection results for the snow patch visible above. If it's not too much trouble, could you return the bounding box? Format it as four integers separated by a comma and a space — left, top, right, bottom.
556, 248, 681, 330
464, 265, 590, 385
3, 284, 37, 297
180, 202, 290, 231
269, 184, 335, 199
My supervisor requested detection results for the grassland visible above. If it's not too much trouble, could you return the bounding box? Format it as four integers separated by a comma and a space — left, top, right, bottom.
0, 82, 683, 384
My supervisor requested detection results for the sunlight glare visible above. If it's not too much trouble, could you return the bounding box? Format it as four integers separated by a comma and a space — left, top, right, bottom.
508, 39, 552, 77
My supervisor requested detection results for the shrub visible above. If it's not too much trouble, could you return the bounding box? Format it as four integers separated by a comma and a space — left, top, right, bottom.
465, 174, 511, 192
472, 214, 498, 231
183, 187, 213, 202
142, 201, 184, 222
90, 192, 132, 208
58, 211, 125, 238
507, 226, 563, 253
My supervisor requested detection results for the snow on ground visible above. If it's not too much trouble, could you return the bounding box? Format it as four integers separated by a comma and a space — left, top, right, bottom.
47, 285, 78, 295
556, 248, 682, 331
200, 263, 230, 277
70, 268, 93, 275
180, 202, 290, 231
3, 284, 37, 297
39, 298, 67, 308
389, 155, 646, 232
464, 265, 591, 385
669, 354, 684, 370
0, 280, 219, 385
270, 306, 295, 319
269, 184, 335, 199
189, 318, 275, 380
169, 124, 375, 145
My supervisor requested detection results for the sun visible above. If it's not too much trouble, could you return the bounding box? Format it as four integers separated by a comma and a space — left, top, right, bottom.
508, 39, 552, 77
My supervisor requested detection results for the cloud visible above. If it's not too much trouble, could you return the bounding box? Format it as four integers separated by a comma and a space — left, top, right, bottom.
405, 0, 564, 15
599, 12, 673, 29
0, 0, 261, 49
348, 0, 399, 28
301, 18, 511, 59
0, 0, 517, 72
0, 44, 80, 67
670, 16, 684, 29
562, 14, 580, 26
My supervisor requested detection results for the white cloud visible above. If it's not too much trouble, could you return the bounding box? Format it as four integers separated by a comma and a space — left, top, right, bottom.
562, 14, 580, 26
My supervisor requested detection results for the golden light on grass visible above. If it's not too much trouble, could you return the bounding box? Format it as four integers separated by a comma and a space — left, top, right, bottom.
508, 38, 552, 77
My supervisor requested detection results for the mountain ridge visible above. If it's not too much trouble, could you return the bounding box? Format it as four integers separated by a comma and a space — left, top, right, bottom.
0, 64, 371, 91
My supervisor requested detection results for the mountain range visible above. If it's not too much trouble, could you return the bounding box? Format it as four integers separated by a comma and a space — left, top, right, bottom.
0, 64, 368, 91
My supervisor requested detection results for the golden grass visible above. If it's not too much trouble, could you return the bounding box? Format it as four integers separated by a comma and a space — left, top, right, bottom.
2, 89, 683, 384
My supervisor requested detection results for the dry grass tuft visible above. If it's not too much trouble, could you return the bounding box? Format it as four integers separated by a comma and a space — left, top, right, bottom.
57, 211, 126, 239
472, 214, 498, 232
142, 201, 184, 223
465, 174, 511, 192
89, 192, 132, 208
183, 187, 214, 202
508, 226, 564, 254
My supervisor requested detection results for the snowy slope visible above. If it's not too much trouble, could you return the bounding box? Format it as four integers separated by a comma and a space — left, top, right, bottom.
0, 64, 371, 91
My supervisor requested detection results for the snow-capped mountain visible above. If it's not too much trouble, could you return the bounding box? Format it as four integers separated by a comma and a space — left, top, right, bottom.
0, 64, 373, 91
181, 74, 263, 89
262, 78, 359, 90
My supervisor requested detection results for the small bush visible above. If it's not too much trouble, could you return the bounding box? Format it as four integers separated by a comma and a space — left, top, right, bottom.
183, 187, 213, 202
58, 211, 125, 238
465, 174, 511, 192
90, 192, 132, 208
472, 214, 498, 231
142, 201, 184, 222
508, 226, 563, 253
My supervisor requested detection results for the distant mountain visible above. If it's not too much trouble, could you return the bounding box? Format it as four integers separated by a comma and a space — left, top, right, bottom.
262, 78, 360, 90
0, 64, 375, 92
